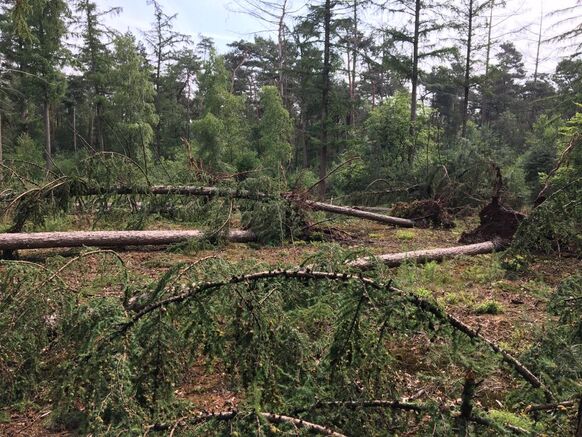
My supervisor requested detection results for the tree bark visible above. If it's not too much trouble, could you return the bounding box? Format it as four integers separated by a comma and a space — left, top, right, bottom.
461, 0, 473, 138
0, 229, 255, 251
303, 200, 415, 227
409, 0, 421, 163
348, 240, 505, 269
72, 105, 77, 153
44, 100, 52, 171
318, 0, 332, 199
0, 110, 3, 180
533, 5, 543, 83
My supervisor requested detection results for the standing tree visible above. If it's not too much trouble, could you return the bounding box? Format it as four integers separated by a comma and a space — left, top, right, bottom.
144, 0, 190, 160
2, 0, 70, 170
75, 0, 119, 152
257, 85, 293, 175
108, 33, 157, 165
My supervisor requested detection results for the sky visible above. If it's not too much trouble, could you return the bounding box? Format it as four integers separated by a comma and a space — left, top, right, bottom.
99, 0, 580, 76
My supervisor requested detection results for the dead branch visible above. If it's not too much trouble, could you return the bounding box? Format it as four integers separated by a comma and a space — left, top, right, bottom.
152, 410, 347, 436
525, 399, 577, 413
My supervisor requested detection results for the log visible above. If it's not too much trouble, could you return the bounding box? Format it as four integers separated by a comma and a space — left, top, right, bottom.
0, 229, 255, 251
348, 240, 505, 269
303, 200, 415, 227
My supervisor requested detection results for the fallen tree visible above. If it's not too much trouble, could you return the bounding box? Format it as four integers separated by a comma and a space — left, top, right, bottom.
348, 240, 505, 269
4, 180, 417, 229
0, 229, 255, 251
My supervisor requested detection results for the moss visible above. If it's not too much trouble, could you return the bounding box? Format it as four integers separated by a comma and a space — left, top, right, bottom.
487, 409, 535, 432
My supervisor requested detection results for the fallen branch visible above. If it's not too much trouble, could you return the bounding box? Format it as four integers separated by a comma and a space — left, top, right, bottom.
152, 410, 347, 436
292, 399, 425, 415
0, 229, 256, 251
118, 268, 553, 400
525, 399, 577, 413
348, 240, 506, 269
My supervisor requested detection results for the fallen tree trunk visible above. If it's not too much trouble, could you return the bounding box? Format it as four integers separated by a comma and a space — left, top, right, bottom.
0, 229, 255, 251
90, 186, 415, 227
348, 240, 505, 269
79, 185, 271, 201
302, 200, 415, 227
6, 182, 417, 228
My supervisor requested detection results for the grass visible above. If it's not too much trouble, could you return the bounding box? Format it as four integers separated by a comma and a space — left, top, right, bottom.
395, 230, 415, 241
474, 300, 504, 315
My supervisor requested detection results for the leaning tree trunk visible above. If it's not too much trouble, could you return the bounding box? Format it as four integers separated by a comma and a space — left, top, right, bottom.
348, 240, 505, 269
0, 229, 256, 251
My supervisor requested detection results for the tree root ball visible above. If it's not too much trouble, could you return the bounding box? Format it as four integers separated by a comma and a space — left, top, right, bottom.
459, 198, 526, 244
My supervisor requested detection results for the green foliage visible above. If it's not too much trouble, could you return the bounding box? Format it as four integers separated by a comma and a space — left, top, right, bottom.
473, 300, 503, 315
519, 275, 582, 404
108, 33, 158, 160
512, 111, 582, 256
257, 86, 293, 175
1, 248, 553, 435
239, 176, 308, 244
365, 91, 413, 166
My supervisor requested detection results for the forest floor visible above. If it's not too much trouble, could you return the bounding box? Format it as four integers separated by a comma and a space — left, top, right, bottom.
1, 215, 580, 436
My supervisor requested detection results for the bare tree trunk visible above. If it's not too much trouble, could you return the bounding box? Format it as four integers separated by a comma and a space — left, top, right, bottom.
348, 240, 504, 269
318, 0, 332, 200
482, 0, 494, 125
409, 0, 421, 164
0, 111, 3, 179
72, 105, 77, 153
44, 100, 52, 171
96, 103, 104, 151
533, 5, 543, 83
0, 229, 256, 251
461, 0, 474, 139
349, 0, 358, 126
277, 0, 288, 100
303, 200, 415, 227
484, 0, 494, 76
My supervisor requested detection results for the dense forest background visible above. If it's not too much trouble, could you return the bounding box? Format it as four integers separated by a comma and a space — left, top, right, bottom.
0, 0, 580, 207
